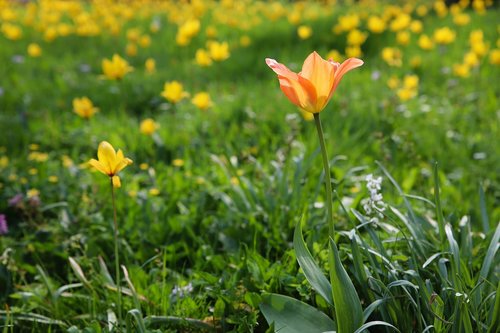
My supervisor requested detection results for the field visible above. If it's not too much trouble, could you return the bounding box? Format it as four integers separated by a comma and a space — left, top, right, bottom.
0, 0, 499, 332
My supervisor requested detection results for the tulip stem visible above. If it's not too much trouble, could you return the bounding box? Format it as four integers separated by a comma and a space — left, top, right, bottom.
110, 180, 122, 331
314, 113, 335, 238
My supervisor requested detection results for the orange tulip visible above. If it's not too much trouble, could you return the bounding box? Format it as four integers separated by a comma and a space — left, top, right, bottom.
266, 51, 363, 113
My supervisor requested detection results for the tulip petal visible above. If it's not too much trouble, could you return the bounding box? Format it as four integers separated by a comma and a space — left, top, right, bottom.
89, 159, 109, 175
330, 58, 364, 98
300, 52, 335, 101
266, 58, 317, 112
97, 141, 116, 175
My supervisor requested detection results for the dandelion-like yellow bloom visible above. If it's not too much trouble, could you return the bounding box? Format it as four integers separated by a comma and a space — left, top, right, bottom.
89, 141, 133, 188
140, 118, 159, 135
191, 92, 213, 111
1, 23, 22, 40
161, 81, 189, 104
102, 54, 133, 80
434, 27, 456, 45
195, 49, 212, 66
367, 16, 386, 34
453, 63, 470, 78
208, 41, 230, 61
418, 34, 434, 50
381, 47, 402, 67
297, 25, 312, 40
145, 58, 156, 74
27, 43, 42, 57
347, 29, 368, 46
490, 49, 500, 65
73, 97, 99, 119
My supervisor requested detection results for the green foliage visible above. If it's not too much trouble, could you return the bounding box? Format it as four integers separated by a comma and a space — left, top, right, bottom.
0, 0, 499, 332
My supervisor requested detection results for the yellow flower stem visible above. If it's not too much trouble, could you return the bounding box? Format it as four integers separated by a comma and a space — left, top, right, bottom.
314, 113, 335, 238
110, 179, 122, 330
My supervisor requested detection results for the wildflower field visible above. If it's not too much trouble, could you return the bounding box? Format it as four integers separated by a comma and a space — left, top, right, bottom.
0, 0, 499, 332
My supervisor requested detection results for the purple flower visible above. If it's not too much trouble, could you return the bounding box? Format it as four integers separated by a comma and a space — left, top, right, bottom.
8, 194, 23, 207
0, 214, 7, 235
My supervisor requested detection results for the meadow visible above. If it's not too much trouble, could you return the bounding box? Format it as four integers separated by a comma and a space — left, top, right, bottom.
0, 0, 499, 332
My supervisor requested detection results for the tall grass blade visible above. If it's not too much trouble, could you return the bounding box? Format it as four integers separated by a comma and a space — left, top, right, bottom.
433, 163, 446, 246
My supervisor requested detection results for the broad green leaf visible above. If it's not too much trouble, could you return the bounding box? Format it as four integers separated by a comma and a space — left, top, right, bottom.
293, 219, 333, 306
328, 238, 363, 333
260, 293, 335, 333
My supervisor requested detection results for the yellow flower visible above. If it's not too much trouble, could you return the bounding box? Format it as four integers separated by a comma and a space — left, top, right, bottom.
206, 26, 217, 38
489, 49, 500, 65
347, 29, 368, 46
434, 27, 456, 45
102, 54, 133, 80
139, 35, 151, 48
387, 76, 400, 90
397, 87, 416, 101
410, 56, 422, 69
73, 97, 99, 119
145, 58, 156, 74
396, 31, 410, 46
140, 118, 159, 135
472, 41, 489, 57
345, 45, 362, 58
0, 156, 8, 168
469, 30, 484, 45
89, 141, 133, 188
208, 41, 230, 61
161, 81, 189, 104
297, 25, 312, 40
1, 23, 22, 40
172, 159, 184, 167
27, 189, 40, 198
367, 16, 386, 34
27, 43, 42, 57
195, 49, 212, 66
381, 47, 402, 67
390, 13, 411, 32
148, 188, 160, 196
139, 163, 149, 170
418, 34, 434, 50
409, 21, 423, 34
191, 92, 213, 111
464, 51, 479, 67
48, 176, 58, 183
240, 35, 251, 47
126, 43, 137, 57
326, 49, 344, 62
453, 13, 470, 26
453, 63, 470, 78
403, 74, 419, 90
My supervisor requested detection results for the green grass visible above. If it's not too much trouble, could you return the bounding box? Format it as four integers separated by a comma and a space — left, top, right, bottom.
0, 0, 499, 332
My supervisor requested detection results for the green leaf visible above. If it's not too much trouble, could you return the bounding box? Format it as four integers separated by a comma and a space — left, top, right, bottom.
260, 293, 335, 333
328, 238, 363, 333
487, 281, 500, 333
293, 219, 333, 306
353, 321, 400, 333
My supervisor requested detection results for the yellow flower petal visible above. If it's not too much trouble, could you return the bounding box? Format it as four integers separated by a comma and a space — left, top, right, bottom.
89, 159, 108, 175
112, 175, 121, 188
97, 141, 116, 175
